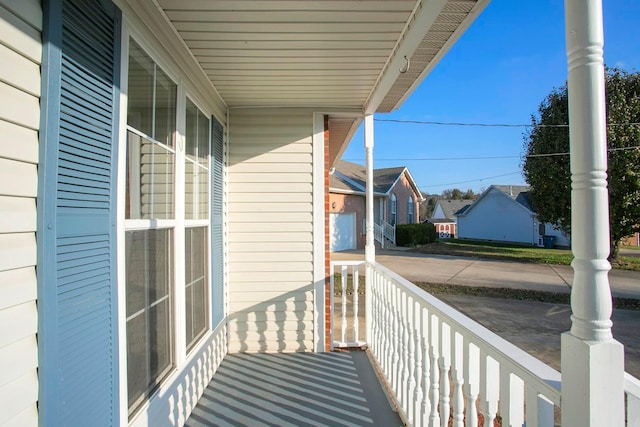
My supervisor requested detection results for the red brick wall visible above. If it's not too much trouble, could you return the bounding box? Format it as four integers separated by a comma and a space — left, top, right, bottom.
389, 172, 420, 224
328, 192, 366, 249
621, 232, 640, 246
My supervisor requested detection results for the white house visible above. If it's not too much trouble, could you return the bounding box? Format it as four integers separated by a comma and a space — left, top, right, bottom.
457, 185, 570, 247
0, 0, 631, 426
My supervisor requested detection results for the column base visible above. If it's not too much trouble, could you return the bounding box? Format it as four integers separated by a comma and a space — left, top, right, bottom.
561, 331, 625, 427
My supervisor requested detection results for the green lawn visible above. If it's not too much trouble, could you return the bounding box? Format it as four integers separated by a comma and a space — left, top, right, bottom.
412, 239, 640, 272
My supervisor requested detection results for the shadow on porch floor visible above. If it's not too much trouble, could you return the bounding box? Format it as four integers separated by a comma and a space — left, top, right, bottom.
185, 351, 403, 427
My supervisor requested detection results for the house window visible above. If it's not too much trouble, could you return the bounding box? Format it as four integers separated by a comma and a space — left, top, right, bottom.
390, 194, 397, 225
125, 39, 177, 413
407, 196, 414, 223
184, 98, 210, 350
124, 38, 215, 414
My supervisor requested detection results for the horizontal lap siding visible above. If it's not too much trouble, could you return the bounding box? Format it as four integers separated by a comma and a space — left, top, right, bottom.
228, 108, 315, 352
0, 1, 41, 425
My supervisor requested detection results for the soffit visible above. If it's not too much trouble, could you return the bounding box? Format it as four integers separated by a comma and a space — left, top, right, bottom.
155, 0, 484, 114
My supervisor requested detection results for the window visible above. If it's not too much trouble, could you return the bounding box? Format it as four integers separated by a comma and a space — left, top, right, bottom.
184, 98, 210, 350
407, 196, 414, 223
125, 39, 177, 414
390, 194, 397, 225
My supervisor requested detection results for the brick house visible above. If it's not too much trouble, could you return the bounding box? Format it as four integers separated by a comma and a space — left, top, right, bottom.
329, 160, 423, 250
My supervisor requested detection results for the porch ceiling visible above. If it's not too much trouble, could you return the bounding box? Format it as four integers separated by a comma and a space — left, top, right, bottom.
155, 0, 486, 113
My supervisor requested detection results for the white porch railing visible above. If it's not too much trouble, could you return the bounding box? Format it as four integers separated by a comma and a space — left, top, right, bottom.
383, 220, 396, 246
330, 261, 366, 348
373, 222, 384, 248
330, 260, 640, 427
373, 220, 396, 248
627, 373, 640, 426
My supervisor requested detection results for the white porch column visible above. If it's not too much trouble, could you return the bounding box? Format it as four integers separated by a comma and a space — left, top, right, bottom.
364, 114, 375, 263
561, 1, 624, 426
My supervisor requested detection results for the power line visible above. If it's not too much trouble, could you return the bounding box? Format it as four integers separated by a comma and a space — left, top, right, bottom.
419, 171, 522, 189
374, 118, 640, 128
343, 145, 640, 163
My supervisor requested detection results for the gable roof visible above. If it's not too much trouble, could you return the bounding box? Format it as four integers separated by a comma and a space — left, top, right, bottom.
330, 160, 422, 199
433, 199, 474, 220
457, 185, 534, 216
492, 185, 533, 210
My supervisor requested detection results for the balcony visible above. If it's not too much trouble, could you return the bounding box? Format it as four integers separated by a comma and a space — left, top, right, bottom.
186, 260, 640, 426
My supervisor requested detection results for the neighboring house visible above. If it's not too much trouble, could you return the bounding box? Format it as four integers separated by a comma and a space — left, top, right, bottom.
329, 161, 423, 251
622, 232, 640, 247
428, 199, 474, 238
457, 185, 570, 247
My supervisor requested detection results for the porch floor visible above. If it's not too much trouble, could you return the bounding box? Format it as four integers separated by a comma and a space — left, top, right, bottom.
185, 351, 403, 427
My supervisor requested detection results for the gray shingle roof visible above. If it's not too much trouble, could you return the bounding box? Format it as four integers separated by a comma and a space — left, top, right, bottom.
434, 199, 474, 220
492, 185, 532, 210
330, 160, 406, 194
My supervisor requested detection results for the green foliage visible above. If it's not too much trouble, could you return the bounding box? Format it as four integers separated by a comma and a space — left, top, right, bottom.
442, 188, 477, 200
396, 222, 437, 247
522, 67, 640, 259
420, 194, 439, 220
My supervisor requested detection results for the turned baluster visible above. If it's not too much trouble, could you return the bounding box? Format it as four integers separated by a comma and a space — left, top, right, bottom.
421, 310, 432, 424
429, 314, 441, 427
439, 323, 452, 427
414, 303, 424, 427
451, 332, 465, 427
464, 342, 480, 427
499, 367, 524, 427
479, 352, 499, 427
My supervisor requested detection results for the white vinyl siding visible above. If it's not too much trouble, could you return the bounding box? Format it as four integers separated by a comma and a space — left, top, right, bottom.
0, 1, 41, 425
457, 187, 536, 245
228, 108, 315, 352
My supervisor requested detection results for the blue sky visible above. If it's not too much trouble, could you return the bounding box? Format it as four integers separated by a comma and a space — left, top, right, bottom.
341, 0, 640, 195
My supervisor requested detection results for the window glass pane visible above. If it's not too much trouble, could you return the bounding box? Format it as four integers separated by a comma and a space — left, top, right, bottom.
198, 110, 210, 165
184, 99, 210, 220
126, 313, 146, 408
127, 40, 153, 136
126, 131, 174, 219
155, 68, 176, 148
125, 229, 173, 413
148, 300, 172, 379
185, 100, 198, 162
185, 227, 208, 350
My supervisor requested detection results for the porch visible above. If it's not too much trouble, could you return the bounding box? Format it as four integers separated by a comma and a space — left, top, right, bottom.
185, 259, 640, 426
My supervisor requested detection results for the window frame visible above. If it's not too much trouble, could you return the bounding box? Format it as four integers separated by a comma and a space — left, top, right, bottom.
119, 34, 215, 419
390, 193, 397, 225
407, 196, 414, 224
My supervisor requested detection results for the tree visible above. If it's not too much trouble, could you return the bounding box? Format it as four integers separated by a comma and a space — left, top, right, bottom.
523, 68, 640, 260
441, 188, 477, 200
419, 193, 439, 220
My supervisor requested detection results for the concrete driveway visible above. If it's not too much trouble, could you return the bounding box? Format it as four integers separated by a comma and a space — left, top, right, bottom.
331, 249, 640, 378
331, 248, 640, 299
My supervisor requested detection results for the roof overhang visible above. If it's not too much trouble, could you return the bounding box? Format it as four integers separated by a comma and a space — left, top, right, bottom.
123, 0, 489, 158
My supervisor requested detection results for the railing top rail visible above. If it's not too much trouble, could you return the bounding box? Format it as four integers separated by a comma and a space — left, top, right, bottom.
330, 260, 366, 267
369, 261, 562, 404
626, 372, 640, 397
